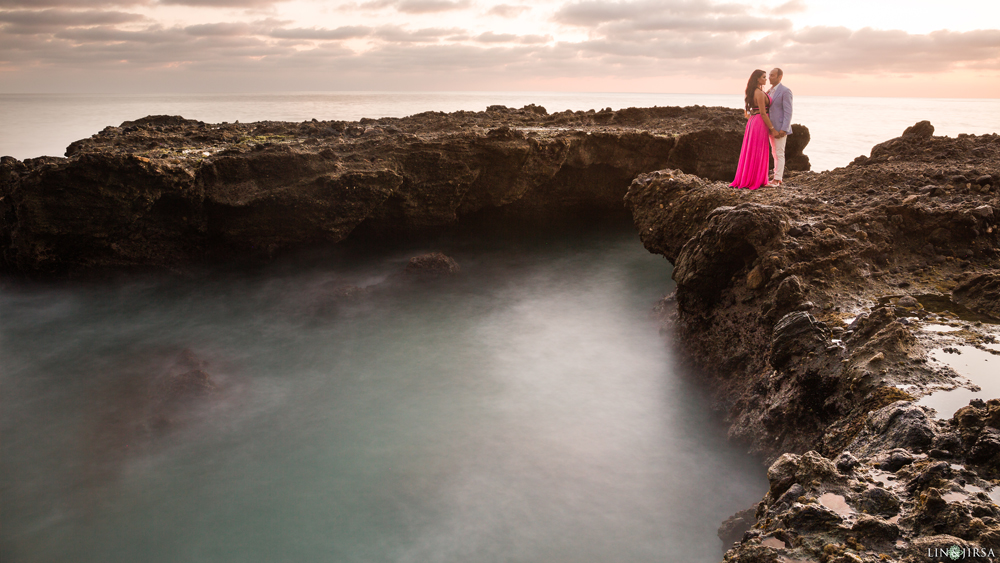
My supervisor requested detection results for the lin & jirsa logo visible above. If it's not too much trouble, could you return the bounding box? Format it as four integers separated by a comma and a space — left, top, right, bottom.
927, 545, 996, 561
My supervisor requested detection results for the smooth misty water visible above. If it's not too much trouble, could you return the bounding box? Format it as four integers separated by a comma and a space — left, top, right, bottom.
2, 92, 999, 172
1, 225, 766, 562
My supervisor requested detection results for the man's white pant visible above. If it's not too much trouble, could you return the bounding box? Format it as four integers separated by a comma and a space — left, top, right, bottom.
769, 135, 787, 181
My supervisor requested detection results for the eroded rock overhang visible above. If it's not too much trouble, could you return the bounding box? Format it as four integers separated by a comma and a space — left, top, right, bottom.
0, 105, 810, 276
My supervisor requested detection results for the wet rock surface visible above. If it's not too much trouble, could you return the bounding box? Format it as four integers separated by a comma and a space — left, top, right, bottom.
953, 270, 1000, 320
722, 447, 1000, 562
403, 251, 461, 277
625, 123, 1000, 561
0, 105, 809, 277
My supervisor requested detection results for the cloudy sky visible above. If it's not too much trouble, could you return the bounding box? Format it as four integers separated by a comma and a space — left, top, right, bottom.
1, 0, 998, 96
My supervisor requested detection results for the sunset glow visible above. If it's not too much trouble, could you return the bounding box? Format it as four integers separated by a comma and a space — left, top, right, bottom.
0, 0, 997, 96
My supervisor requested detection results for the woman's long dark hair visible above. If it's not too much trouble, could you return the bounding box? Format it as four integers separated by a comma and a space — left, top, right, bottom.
744, 69, 766, 112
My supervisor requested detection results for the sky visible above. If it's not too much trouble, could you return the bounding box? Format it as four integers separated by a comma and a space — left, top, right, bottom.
0, 0, 998, 96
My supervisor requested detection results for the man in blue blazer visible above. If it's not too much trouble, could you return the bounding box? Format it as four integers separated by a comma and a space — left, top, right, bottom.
767, 68, 793, 186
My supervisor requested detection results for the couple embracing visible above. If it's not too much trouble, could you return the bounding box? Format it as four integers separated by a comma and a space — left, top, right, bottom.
731, 68, 793, 190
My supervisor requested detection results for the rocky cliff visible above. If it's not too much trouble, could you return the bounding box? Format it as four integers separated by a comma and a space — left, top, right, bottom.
625, 122, 1000, 562
0, 105, 809, 276
10, 104, 1000, 562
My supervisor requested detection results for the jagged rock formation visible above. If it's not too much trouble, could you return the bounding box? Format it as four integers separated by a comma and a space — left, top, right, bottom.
0, 105, 809, 276
728, 445, 1000, 563
625, 124, 1000, 562
953, 270, 1000, 320
627, 126, 999, 457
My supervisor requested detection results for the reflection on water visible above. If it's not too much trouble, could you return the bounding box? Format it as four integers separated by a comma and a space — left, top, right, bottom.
817, 493, 853, 518
1, 226, 765, 562
921, 324, 962, 333
919, 346, 1000, 419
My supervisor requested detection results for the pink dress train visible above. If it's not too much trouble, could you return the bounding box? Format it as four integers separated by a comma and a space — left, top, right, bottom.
730, 96, 772, 190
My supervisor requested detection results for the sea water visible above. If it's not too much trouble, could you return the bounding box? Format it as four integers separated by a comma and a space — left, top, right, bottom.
3, 91, 999, 562
2, 91, 999, 172
1, 225, 766, 562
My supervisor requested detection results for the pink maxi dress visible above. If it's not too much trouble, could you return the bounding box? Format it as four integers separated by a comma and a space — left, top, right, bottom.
730, 92, 771, 190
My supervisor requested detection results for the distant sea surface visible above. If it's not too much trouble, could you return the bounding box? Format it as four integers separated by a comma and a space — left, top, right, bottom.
2, 91, 999, 172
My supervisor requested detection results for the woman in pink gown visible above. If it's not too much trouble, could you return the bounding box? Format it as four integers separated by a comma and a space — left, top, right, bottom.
731, 69, 779, 190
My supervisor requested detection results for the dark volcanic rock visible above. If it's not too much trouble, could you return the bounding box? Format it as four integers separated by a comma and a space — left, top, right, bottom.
851, 514, 900, 543
869, 120, 936, 161
727, 447, 1000, 563
835, 451, 860, 473
672, 202, 787, 313
769, 311, 829, 369
858, 486, 902, 516
953, 270, 1000, 320
718, 507, 757, 550
847, 401, 938, 457
969, 427, 1000, 465
403, 252, 461, 276
951, 401, 1000, 464
784, 125, 811, 172
902, 120, 934, 140
783, 502, 843, 530
766, 450, 843, 500
0, 106, 812, 276
766, 275, 807, 321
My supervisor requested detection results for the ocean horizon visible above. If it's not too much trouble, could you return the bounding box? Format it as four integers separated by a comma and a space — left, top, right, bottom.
3, 91, 999, 173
